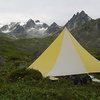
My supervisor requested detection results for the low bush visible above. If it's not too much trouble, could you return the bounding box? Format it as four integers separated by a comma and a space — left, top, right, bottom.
8, 68, 43, 82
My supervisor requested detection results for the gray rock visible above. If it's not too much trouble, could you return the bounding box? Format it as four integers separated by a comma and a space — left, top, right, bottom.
0, 56, 5, 65
24, 19, 36, 29
66, 11, 92, 31
46, 22, 62, 34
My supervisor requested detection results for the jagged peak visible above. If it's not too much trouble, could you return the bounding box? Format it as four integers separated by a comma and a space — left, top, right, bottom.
50, 22, 59, 27
80, 10, 85, 14
66, 11, 92, 31
35, 20, 40, 23
74, 11, 90, 17
27, 19, 35, 23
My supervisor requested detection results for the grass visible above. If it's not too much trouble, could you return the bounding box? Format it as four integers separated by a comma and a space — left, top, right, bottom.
0, 76, 100, 100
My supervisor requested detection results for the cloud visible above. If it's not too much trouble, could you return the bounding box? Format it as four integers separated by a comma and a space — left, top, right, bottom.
0, 0, 100, 25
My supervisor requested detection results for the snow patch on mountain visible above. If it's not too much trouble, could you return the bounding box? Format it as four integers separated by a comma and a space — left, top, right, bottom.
0, 19, 50, 38
2, 29, 10, 33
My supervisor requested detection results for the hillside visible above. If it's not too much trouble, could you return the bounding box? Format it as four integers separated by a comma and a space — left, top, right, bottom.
0, 33, 56, 80
72, 19, 100, 48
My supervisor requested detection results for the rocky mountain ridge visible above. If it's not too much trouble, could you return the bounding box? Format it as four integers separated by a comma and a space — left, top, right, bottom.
66, 11, 92, 31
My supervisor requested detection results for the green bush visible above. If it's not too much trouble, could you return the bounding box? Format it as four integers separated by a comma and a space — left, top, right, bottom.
8, 68, 43, 82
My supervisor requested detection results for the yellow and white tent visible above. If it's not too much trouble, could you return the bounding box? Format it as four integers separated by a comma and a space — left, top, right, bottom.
29, 27, 100, 77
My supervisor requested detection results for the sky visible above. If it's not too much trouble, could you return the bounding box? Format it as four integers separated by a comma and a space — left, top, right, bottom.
0, 0, 100, 25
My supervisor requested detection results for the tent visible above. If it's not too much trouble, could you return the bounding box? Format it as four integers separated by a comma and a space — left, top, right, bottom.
29, 27, 100, 77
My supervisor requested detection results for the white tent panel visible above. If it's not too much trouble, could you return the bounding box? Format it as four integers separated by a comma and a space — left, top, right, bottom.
47, 29, 87, 76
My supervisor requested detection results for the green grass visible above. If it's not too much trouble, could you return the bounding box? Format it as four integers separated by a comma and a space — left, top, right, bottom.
0, 77, 100, 100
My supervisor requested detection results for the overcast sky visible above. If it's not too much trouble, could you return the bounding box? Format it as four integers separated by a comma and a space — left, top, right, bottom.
0, 0, 100, 25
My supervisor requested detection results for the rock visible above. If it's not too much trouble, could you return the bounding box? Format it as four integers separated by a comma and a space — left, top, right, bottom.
46, 22, 62, 34
0, 56, 5, 65
66, 11, 92, 31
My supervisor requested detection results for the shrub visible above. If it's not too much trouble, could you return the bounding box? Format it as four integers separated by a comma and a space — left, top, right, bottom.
8, 68, 43, 82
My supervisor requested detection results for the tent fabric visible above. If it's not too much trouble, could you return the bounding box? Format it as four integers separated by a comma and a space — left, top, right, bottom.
29, 27, 100, 77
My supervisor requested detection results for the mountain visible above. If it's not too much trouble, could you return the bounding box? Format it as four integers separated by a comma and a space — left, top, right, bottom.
0, 10, 100, 49
0, 25, 9, 32
0, 22, 19, 33
46, 22, 62, 35
24, 19, 36, 29
66, 11, 92, 31
65, 11, 100, 48
0, 19, 49, 39
0, 19, 63, 39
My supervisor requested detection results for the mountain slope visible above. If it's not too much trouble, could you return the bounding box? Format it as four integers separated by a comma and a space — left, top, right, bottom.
0, 32, 57, 71
66, 11, 92, 31
46, 22, 63, 34
72, 18, 100, 48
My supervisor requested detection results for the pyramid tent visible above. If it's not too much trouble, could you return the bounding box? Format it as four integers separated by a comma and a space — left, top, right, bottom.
29, 27, 100, 77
